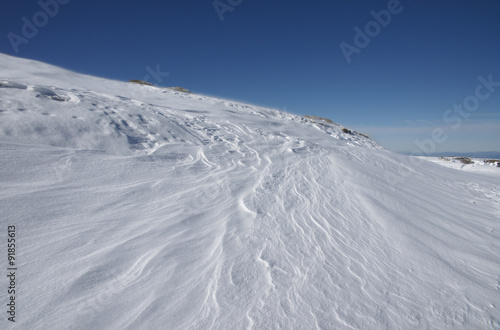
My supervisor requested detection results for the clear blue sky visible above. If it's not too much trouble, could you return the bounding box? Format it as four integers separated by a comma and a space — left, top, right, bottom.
1, 0, 499, 154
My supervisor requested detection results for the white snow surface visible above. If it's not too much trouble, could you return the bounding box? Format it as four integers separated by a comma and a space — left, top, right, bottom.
421, 157, 500, 178
1, 54, 499, 329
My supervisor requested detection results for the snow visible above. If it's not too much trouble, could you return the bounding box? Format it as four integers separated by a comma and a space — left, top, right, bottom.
421, 156, 500, 178
1, 54, 499, 329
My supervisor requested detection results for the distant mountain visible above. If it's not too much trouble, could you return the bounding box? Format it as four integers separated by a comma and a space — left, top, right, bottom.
404, 151, 500, 159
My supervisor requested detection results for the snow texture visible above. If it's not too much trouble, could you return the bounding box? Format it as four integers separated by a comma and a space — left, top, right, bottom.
1, 54, 499, 329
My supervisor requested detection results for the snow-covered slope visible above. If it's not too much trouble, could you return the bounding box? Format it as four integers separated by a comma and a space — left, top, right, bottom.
421, 156, 500, 177
1, 54, 499, 329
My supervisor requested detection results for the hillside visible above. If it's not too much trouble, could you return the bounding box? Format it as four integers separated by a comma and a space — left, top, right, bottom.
1, 54, 499, 329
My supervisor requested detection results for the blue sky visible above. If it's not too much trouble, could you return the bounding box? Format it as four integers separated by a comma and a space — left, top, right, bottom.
1, 0, 499, 154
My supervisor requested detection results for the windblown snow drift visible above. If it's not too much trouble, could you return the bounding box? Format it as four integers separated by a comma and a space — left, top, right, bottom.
0, 54, 499, 329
